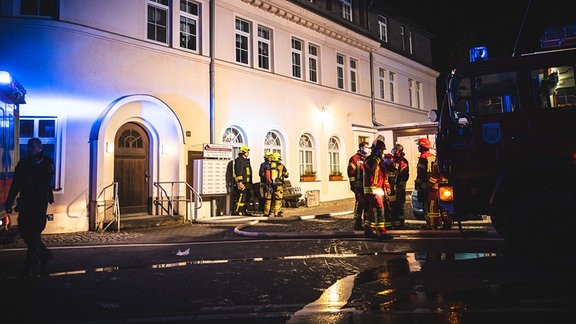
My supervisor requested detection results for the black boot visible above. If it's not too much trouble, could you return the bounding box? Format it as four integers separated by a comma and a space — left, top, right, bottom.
354, 219, 363, 231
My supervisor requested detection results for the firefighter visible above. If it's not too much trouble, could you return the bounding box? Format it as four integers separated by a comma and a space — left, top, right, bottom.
347, 141, 370, 230
390, 144, 409, 227
414, 138, 443, 229
258, 151, 273, 214
233, 145, 253, 216
267, 152, 289, 217
383, 153, 397, 228
363, 139, 391, 240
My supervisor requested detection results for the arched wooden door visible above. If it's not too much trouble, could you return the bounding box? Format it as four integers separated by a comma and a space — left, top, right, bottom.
114, 122, 150, 215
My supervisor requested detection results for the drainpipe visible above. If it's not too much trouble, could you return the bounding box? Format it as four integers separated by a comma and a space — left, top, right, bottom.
209, 0, 215, 143
370, 51, 384, 127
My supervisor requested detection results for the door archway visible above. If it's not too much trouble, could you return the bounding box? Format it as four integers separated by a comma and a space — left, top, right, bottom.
114, 122, 150, 215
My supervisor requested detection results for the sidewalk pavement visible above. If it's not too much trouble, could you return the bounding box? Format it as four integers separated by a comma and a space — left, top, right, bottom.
1, 198, 495, 248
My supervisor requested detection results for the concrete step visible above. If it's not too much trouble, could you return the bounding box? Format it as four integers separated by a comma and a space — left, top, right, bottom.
106, 214, 185, 231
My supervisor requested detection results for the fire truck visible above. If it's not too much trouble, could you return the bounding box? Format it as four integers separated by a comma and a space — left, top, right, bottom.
433, 26, 576, 253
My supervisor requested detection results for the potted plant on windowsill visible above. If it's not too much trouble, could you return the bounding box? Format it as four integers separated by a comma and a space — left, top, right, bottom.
300, 169, 316, 182
329, 170, 343, 181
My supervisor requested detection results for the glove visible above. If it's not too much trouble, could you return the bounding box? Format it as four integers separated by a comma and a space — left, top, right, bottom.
237, 182, 245, 191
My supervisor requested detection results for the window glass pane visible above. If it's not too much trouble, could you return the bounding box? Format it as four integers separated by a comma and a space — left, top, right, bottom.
39, 119, 55, 138
20, 120, 34, 138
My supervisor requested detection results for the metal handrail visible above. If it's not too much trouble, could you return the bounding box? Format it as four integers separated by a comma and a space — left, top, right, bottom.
96, 182, 120, 232
153, 181, 203, 222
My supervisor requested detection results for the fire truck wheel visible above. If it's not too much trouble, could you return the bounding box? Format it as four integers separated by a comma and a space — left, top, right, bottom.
497, 188, 576, 255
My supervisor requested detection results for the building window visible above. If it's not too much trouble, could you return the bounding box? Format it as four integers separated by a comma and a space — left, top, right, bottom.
328, 136, 341, 176
336, 53, 345, 90
378, 68, 386, 99
20, 0, 58, 18
235, 18, 251, 65
298, 134, 315, 177
222, 126, 246, 156
179, 0, 199, 52
147, 0, 169, 44
291, 38, 303, 79
342, 0, 352, 21
349, 58, 357, 93
19, 117, 60, 188
400, 26, 406, 51
408, 78, 414, 107
416, 81, 422, 108
408, 30, 414, 54
264, 131, 283, 157
308, 44, 319, 83
388, 71, 396, 102
257, 25, 272, 71
378, 15, 388, 42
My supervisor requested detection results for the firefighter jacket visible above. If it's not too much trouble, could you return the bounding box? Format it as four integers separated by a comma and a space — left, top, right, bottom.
415, 151, 438, 191
259, 160, 272, 185
348, 150, 367, 190
270, 161, 289, 185
234, 155, 253, 187
363, 153, 390, 196
394, 155, 409, 192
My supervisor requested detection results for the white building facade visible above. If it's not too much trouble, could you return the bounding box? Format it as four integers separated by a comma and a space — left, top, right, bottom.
0, 0, 438, 234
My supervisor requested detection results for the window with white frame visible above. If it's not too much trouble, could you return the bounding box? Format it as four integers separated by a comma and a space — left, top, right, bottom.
328, 136, 341, 177
408, 30, 414, 54
20, 0, 58, 17
336, 53, 345, 90
147, 0, 169, 44
298, 134, 315, 177
222, 126, 246, 157
378, 15, 388, 42
291, 38, 303, 79
19, 117, 60, 188
400, 26, 406, 51
378, 68, 386, 99
264, 131, 283, 157
408, 78, 414, 107
308, 44, 319, 83
179, 0, 199, 52
349, 58, 357, 93
388, 71, 396, 102
416, 81, 422, 108
235, 18, 251, 65
342, 0, 352, 21
257, 25, 272, 71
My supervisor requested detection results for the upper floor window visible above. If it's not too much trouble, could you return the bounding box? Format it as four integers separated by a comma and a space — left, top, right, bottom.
378, 15, 388, 42
342, 0, 352, 21
179, 0, 199, 52
298, 134, 315, 177
408, 30, 414, 54
336, 53, 345, 90
400, 26, 406, 51
291, 38, 303, 79
328, 136, 341, 178
257, 25, 272, 71
388, 71, 396, 102
308, 44, 319, 83
235, 18, 251, 65
415, 81, 422, 108
20, 117, 60, 188
378, 68, 386, 99
349, 58, 357, 93
408, 79, 414, 107
20, 0, 58, 18
147, 0, 169, 44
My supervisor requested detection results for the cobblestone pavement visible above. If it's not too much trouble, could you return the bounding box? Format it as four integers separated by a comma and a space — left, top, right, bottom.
1, 197, 493, 248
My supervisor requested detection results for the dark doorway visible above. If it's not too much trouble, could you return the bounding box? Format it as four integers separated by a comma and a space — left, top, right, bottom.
114, 122, 150, 215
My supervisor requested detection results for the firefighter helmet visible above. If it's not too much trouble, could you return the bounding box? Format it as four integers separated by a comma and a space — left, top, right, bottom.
271, 152, 281, 162
239, 145, 250, 154
264, 151, 272, 159
391, 143, 404, 156
372, 139, 386, 151
417, 138, 431, 149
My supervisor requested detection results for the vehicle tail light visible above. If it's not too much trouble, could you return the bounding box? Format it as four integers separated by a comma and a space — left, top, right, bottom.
439, 186, 453, 202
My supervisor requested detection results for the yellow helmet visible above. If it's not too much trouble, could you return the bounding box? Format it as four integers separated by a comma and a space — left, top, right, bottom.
271, 152, 281, 162
239, 145, 250, 154
264, 151, 273, 159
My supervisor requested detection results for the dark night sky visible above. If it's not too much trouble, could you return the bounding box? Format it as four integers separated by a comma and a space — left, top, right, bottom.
387, 0, 575, 105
